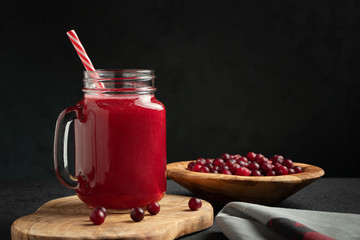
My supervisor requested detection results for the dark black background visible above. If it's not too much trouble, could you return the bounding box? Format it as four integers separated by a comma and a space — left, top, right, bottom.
1, 0, 360, 179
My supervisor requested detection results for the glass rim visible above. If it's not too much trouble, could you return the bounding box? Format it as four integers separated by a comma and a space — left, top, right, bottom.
82, 69, 156, 93
84, 69, 153, 74
83, 69, 155, 81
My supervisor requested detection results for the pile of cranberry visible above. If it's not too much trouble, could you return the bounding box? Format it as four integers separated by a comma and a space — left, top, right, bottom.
89, 197, 202, 225
187, 152, 303, 176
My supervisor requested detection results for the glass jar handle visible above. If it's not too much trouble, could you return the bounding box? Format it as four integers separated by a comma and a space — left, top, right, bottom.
54, 107, 80, 189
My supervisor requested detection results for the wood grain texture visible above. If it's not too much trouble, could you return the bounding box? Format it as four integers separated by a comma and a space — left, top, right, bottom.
11, 194, 213, 240
167, 161, 325, 205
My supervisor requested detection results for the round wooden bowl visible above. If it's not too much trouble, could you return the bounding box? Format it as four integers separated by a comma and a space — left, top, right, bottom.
167, 161, 324, 205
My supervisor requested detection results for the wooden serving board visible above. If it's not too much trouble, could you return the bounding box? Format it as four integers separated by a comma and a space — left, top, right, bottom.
11, 194, 213, 240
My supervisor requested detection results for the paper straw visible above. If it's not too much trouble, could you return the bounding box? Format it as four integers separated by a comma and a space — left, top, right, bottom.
66, 30, 102, 87
67, 30, 96, 71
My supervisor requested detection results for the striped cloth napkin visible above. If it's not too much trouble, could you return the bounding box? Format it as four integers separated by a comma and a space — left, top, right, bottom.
216, 202, 360, 240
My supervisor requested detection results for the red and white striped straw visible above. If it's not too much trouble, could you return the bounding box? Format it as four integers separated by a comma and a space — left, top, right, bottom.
66, 30, 96, 72
66, 30, 103, 88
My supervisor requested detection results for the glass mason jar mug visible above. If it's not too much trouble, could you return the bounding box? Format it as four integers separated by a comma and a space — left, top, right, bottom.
54, 69, 167, 210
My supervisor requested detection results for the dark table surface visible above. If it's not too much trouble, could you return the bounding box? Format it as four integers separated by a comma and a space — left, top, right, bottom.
1, 178, 360, 240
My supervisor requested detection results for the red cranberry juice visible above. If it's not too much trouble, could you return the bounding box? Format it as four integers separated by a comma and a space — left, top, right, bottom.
74, 94, 166, 209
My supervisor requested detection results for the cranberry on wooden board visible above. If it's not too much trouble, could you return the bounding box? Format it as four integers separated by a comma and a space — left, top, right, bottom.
188, 198, 202, 211
146, 202, 160, 215
130, 207, 145, 222
95, 206, 106, 216
90, 208, 106, 225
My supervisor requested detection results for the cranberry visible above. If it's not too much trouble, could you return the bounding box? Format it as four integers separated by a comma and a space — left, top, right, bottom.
274, 162, 282, 170
261, 163, 274, 172
146, 202, 160, 215
225, 159, 236, 167
230, 163, 241, 174
283, 159, 293, 168
218, 165, 229, 172
200, 166, 210, 173
192, 164, 202, 172
236, 167, 251, 176
188, 197, 202, 211
246, 152, 257, 161
187, 161, 195, 170
211, 165, 219, 172
130, 207, 145, 222
232, 154, 241, 160
255, 154, 265, 161
196, 158, 206, 166
205, 158, 213, 164
271, 155, 284, 164
205, 163, 213, 169
293, 166, 303, 173
238, 156, 248, 162
276, 165, 288, 175
95, 206, 106, 216
248, 162, 260, 171
237, 160, 246, 167
256, 157, 268, 165
222, 169, 233, 175
266, 170, 276, 176
90, 208, 106, 225
288, 168, 296, 174
251, 170, 262, 176
211, 170, 219, 174
213, 158, 225, 167
221, 153, 231, 161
